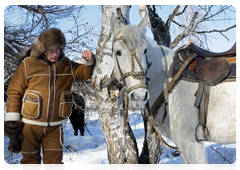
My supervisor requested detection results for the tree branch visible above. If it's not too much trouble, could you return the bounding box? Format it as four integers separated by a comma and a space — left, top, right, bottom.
176, 5, 188, 16
166, 5, 188, 30
192, 24, 236, 41
193, 24, 236, 34
170, 12, 198, 49
145, 5, 171, 47
166, 5, 180, 29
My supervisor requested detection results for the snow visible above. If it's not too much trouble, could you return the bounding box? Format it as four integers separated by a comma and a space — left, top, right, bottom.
3, 109, 236, 170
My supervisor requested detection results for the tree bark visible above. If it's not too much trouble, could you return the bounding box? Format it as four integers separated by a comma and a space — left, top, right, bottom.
138, 5, 171, 47
91, 5, 139, 164
139, 109, 161, 164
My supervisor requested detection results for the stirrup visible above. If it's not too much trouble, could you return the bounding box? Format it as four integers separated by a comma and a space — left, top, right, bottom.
195, 123, 210, 142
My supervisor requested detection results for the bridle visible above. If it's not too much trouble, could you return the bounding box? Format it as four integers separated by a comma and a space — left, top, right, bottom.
113, 36, 151, 134
113, 36, 179, 149
113, 36, 149, 94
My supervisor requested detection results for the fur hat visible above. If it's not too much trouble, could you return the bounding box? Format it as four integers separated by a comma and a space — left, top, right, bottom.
31, 28, 66, 58
19, 28, 66, 65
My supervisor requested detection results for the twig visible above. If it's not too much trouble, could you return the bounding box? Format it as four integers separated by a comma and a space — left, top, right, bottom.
64, 144, 79, 153
193, 25, 236, 34
73, 102, 85, 111
166, 5, 181, 29
210, 146, 232, 164
84, 123, 92, 136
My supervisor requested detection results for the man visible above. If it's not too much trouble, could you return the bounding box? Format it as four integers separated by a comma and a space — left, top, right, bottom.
4, 28, 94, 164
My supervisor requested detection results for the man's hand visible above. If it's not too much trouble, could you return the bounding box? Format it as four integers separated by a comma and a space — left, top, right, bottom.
82, 50, 92, 61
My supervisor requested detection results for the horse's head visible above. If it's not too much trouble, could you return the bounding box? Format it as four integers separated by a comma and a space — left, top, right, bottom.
110, 13, 150, 109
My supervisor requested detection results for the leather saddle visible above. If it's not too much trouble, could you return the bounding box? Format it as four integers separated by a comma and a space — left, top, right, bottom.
190, 42, 236, 58
170, 42, 236, 141
171, 42, 236, 86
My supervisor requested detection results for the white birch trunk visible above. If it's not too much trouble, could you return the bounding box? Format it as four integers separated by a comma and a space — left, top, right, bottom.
91, 5, 139, 164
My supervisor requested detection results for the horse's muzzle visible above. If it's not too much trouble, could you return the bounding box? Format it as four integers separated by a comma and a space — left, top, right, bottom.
128, 88, 149, 108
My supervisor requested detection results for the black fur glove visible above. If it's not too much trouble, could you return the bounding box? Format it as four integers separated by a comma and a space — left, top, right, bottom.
4, 121, 24, 153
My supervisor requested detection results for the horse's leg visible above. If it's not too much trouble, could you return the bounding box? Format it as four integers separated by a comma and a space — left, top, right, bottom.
80, 126, 84, 136
169, 81, 208, 164
80, 111, 85, 136
174, 136, 208, 164
73, 119, 78, 136
74, 127, 78, 136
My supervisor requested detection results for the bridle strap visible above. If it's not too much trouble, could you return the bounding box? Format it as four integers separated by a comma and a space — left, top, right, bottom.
126, 84, 147, 94
121, 72, 147, 81
114, 36, 148, 94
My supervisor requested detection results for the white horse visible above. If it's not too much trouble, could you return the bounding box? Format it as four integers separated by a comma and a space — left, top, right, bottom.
110, 14, 236, 164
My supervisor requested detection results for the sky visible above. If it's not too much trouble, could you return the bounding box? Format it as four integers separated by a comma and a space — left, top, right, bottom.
81, 5, 236, 52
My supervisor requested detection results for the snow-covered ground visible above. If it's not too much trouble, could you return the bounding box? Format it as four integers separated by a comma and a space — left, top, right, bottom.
3, 109, 236, 169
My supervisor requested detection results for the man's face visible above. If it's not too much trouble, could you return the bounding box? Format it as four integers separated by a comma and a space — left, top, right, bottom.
44, 48, 60, 63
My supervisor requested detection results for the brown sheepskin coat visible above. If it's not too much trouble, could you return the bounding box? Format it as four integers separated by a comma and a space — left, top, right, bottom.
6, 56, 93, 126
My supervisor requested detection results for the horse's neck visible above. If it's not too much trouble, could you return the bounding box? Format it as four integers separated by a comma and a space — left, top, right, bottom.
146, 36, 174, 116
146, 36, 173, 73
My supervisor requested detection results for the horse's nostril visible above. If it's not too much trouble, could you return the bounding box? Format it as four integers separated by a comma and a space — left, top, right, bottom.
144, 92, 148, 101
130, 93, 136, 101
130, 93, 140, 101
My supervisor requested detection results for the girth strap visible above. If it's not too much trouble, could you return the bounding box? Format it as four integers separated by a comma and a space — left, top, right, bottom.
194, 82, 210, 125
194, 82, 211, 141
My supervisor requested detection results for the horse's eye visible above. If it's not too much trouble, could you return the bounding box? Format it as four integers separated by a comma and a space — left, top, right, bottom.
116, 50, 122, 56
144, 49, 147, 54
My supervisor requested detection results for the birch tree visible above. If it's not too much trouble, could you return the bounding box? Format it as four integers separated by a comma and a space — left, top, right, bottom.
92, 5, 163, 164
91, 5, 139, 164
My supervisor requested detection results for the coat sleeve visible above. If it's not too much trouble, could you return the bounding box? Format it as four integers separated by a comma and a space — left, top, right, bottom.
5, 62, 28, 121
71, 55, 95, 81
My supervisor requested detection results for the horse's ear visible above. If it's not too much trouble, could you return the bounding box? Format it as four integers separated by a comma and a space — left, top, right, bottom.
110, 13, 120, 32
138, 14, 147, 31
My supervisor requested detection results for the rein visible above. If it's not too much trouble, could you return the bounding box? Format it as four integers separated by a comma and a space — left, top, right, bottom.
148, 50, 197, 150
151, 52, 197, 117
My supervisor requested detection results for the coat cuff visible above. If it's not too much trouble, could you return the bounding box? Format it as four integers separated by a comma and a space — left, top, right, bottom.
5, 112, 21, 121
82, 54, 95, 66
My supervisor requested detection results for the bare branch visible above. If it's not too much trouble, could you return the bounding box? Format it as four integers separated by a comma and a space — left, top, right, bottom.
171, 19, 186, 28
193, 24, 236, 34
193, 6, 213, 31
205, 5, 232, 21
165, 5, 236, 49
166, 5, 188, 29
176, 5, 188, 16
170, 12, 198, 49
166, 5, 180, 29
192, 24, 236, 41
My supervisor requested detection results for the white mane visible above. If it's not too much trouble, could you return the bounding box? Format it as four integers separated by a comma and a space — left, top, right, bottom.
114, 25, 146, 50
